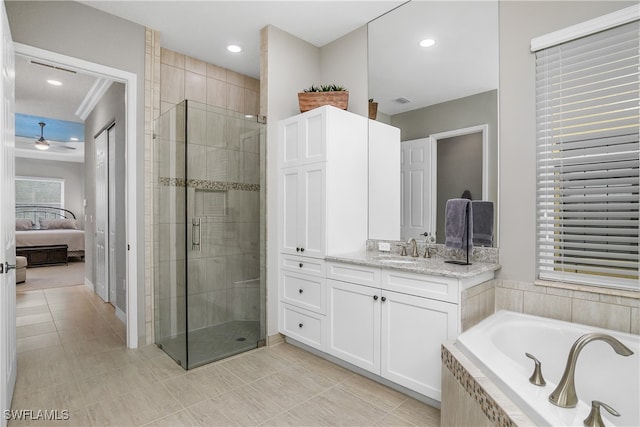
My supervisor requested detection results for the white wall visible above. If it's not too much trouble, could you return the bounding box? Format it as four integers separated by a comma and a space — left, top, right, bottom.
15, 157, 84, 228
6, 0, 146, 344
320, 26, 368, 117
497, 1, 636, 282
263, 24, 369, 336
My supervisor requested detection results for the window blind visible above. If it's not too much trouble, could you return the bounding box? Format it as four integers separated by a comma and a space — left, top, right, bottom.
536, 20, 639, 290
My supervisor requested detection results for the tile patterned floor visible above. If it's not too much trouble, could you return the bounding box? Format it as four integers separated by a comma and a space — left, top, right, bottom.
10, 285, 441, 426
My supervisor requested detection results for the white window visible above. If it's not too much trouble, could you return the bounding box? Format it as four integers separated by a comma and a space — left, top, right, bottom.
533, 10, 639, 290
15, 176, 65, 209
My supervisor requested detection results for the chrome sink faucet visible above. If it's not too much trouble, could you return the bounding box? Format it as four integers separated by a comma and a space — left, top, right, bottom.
406, 238, 419, 257
549, 333, 634, 408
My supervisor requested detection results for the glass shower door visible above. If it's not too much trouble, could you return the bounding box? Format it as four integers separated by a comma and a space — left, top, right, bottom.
154, 100, 265, 369
185, 101, 265, 368
153, 101, 188, 366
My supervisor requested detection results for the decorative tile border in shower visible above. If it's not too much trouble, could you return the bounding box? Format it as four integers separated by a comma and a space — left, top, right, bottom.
159, 177, 260, 192
441, 343, 518, 427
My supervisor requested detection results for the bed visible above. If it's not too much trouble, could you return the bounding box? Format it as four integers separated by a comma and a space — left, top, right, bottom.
15, 205, 85, 266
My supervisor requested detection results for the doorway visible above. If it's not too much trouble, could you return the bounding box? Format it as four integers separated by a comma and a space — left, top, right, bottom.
430, 124, 488, 244
13, 43, 139, 348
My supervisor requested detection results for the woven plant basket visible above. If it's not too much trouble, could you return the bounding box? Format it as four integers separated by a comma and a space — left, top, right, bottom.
298, 91, 349, 113
368, 102, 378, 120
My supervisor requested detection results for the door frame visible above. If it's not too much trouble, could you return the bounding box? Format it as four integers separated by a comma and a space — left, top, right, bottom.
14, 43, 139, 348
429, 124, 489, 235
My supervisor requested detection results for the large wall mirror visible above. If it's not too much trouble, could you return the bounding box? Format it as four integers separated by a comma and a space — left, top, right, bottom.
368, 1, 499, 247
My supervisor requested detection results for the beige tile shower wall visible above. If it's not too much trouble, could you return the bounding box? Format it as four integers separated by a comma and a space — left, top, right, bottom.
148, 47, 261, 339
159, 48, 259, 116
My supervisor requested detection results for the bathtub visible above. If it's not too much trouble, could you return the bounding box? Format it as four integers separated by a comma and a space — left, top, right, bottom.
455, 311, 639, 426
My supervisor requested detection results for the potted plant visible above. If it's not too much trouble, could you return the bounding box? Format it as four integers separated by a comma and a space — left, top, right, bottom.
368, 98, 378, 120
298, 84, 349, 113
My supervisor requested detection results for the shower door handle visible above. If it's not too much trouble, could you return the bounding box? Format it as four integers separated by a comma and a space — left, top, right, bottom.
192, 218, 201, 251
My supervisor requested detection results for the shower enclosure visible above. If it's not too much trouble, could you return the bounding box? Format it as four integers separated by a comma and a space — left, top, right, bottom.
153, 100, 266, 369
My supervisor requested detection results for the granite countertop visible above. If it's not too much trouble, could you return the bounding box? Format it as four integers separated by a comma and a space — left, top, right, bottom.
325, 251, 501, 279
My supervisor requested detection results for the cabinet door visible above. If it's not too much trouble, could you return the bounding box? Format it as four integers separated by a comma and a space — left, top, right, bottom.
327, 279, 380, 374
299, 163, 325, 258
280, 164, 325, 258
280, 168, 300, 254
380, 291, 457, 401
280, 109, 326, 168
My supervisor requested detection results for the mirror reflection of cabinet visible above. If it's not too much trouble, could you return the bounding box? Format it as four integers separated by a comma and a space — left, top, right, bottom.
368, 1, 499, 246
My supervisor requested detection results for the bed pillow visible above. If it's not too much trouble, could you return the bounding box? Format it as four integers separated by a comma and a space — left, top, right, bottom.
39, 218, 78, 230
15, 219, 33, 231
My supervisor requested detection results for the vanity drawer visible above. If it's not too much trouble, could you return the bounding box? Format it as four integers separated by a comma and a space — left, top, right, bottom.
280, 304, 325, 350
381, 269, 459, 303
281, 255, 325, 277
280, 270, 326, 314
327, 262, 381, 288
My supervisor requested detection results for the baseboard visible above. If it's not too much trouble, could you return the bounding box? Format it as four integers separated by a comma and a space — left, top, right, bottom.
84, 278, 94, 291
267, 332, 284, 346
115, 306, 126, 324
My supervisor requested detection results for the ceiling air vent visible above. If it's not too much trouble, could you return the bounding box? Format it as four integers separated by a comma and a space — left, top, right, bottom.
394, 97, 412, 104
29, 60, 77, 74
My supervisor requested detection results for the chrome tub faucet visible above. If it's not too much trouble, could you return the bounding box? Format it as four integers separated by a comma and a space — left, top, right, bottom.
549, 333, 634, 408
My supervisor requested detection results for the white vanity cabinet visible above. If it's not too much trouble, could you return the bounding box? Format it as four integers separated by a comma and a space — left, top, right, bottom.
278, 106, 369, 351
326, 261, 463, 402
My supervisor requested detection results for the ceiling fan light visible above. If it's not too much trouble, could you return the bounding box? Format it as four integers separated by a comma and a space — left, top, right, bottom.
35, 139, 50, 150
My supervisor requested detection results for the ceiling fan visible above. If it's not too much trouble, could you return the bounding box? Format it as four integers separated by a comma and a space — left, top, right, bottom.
34, 122, 76, 151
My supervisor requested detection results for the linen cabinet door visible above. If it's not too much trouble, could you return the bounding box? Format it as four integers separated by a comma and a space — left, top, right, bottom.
298, 163, 326, 259
327, 279, 380, 374
380, 291, 457, 401
280, 167, 301, 255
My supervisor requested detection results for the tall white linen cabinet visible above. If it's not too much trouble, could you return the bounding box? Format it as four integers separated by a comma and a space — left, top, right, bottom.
277, 106, 369, 349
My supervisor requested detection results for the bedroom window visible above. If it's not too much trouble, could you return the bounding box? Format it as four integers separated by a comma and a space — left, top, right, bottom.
532, 10, 639, 291
15, 176, 65, 214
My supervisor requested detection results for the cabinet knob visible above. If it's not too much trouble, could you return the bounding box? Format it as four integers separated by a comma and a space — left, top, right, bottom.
298, 323, 303, 328
300, 247, 305, 252
299, 263, 303, 268
373, 295, 379, 301
381, 296, 387, 302
298, 289, 303, 294
296, 247, 300, 252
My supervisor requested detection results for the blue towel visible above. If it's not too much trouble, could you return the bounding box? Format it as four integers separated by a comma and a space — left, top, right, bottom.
472, 201, 494, 247
445, 199, 473, 251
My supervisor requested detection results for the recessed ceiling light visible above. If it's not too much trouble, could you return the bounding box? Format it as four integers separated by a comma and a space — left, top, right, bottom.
70, 137, 79, 142
47, 79, 62, 86
227, 45, 242, 53
419, 39, 436, 48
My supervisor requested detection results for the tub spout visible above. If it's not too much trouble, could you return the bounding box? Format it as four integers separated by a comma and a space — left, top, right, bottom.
549, 333, 634, 408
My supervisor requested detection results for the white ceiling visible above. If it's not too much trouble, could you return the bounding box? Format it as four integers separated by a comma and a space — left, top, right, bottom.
15, 54, 98, 122
368, 1, 499, 115
81, 0, 404, 79
15, 0, 499, 163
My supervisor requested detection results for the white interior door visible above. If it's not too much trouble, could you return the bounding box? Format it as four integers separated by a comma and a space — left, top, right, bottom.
400, 138, 432, 240
95, 129, 108, 302
0, 2, 16, 424
107, 126, 116, 303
